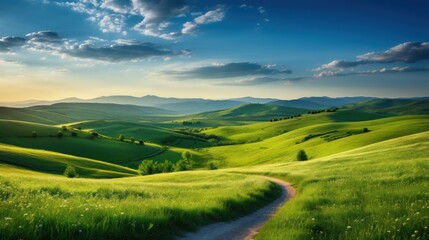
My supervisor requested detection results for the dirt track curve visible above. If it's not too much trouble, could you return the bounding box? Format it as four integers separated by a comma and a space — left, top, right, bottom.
178, 176, 296, 240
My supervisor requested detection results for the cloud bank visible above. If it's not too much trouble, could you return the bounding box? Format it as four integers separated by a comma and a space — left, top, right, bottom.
0, 31, 189, 62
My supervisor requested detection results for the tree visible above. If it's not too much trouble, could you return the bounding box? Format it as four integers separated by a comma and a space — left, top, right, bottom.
297, 149, 308, 161
138, 160, 158, 175
174, 159, 191, 171
119, 134, 125, 141
64, 165, 77, 178
182, 151, 191, 162
160, 160, 174, 173
57, 131, 64, 138
62, 125, 68, 131
130, 137, 135, 143
363, 127, 369, 133
71, 132, 78, 137
32, 131, 38, 138
91, 132, 99, 137
139, 140, 145, 145
208, 162, 218, 170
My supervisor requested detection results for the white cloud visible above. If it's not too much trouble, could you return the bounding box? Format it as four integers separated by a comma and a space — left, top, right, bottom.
194, 8, 225, 24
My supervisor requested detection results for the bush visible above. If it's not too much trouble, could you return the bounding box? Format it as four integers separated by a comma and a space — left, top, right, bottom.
119, 134, 125, 141
208, 162, 218, 170
71, 132, 78, 137
62, 126, 68, 131
174, 159, 192, 171
363, 127, 369, 133
139, 140, 144, 145
31, 131, 38, 138
130, 137, 135, 143
297, 149, 308, 161
138, 160, 158, 175
57, 131, 64, 138
160, 160, 174, 173
64, 165, 77, 178
91, 132, 99, 137
182, 151, 192, 161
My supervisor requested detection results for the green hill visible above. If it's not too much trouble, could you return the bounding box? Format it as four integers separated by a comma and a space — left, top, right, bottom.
346, 98, 429, 115
193, 104, 307, 121
206, 114, 429, 166
0, 103, 175, 124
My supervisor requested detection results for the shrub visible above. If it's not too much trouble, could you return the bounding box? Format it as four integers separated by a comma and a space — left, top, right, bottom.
119, 134, 125, 141
61, 126, 68, 131
139, 140, 144, 145
182, 151, 192, 162
71, 132, 78, 137
57, 131, 64, 138
297, 149, 309, 161
160, 160, 174, 173
138, 160, 158, 175
174, 159, 192, 171
64, 165, 77, 178
208, 162, 218, 170
130, 137, 135, 143
31, 131, 38, 138
91, 132, 99, 137
363, 127, 369, 133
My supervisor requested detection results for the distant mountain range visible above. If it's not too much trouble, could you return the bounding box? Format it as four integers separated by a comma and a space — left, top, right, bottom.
2, 95, 427, 115
0, 95, 381, 114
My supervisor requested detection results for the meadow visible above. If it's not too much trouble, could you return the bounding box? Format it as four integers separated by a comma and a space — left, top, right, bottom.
0, 99, 428, 239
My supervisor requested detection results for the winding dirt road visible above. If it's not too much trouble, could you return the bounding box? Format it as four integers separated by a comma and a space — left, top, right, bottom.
178, 176, 295, 240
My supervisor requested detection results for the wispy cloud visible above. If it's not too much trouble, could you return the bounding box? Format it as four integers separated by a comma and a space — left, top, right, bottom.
166, 62, 292, 79
218, 76, 305, 86
0, 31, 189, 63
54, 0, 226, 39
316, 66, 429, 78
316, 42, 429, 71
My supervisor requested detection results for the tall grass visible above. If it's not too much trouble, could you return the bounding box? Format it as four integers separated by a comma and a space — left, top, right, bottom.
0, 168, 280, 240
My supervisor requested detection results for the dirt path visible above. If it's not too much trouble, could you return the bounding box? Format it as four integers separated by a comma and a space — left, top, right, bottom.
177, 176, 296, 240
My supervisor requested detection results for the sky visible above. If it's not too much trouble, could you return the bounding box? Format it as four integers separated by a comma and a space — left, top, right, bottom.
0, 0, 428, 101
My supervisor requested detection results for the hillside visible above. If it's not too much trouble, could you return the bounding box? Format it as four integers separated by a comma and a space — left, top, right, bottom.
0, 103, 174, 124
269, 96, 376, 109
192, 104, 307, 121
346, 98, 429, 115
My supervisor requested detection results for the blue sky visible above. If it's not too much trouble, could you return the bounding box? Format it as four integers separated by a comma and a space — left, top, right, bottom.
0, 0, 428, 101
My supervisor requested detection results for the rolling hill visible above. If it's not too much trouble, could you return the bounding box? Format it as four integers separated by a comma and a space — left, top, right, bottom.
192, 104, 307, 121
346, 98, 429, 115
268, 96, 376, 109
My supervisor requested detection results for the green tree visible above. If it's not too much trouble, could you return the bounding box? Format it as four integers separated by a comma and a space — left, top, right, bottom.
64, 165, 77, 178
130, 137, 135, 143
139, 140, 145, 145
297, 149, 308, 161
160, 160, 174, 173
71, 132, 78, 137
138, 160, 158, 175
182, 151, 191, 162
119, 134, 125, 141
57, 131, 64, 138
62, 126, 68, 131
363, 127, 369, 133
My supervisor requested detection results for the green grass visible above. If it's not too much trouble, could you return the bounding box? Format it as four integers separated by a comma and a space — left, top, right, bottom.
228, 131, 429, 240
346, 99, 429, 115
0, 143, 137, 178
205, 115, 429, 166
0, 167, 280, 240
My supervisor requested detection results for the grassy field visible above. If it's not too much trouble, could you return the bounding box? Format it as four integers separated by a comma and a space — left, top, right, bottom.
0, 101, 428, 239
229, 131, 429, 240
0, 166, 280, 240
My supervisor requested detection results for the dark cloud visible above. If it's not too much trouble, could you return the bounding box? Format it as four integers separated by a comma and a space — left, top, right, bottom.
168, 62, 292, 79
316, 66, 429, 78
219, 76, 305, 86
358, 42, 429, 63
26, 31, 61, 43
0, 36, 26, 52
317, 42, 429, 71
65, 41, 189, 62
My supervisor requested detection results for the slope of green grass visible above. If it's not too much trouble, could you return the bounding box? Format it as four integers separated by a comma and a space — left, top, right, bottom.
202, 110, 389, 143
347, 98, 429, 115
205, 115, 429, 167
0, 144, 137, 178
192, 103, 307, 121
0, 167, 280, 240
229, 131, 429, 240
0, 120, 168, 165
67, 120, 215, 148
